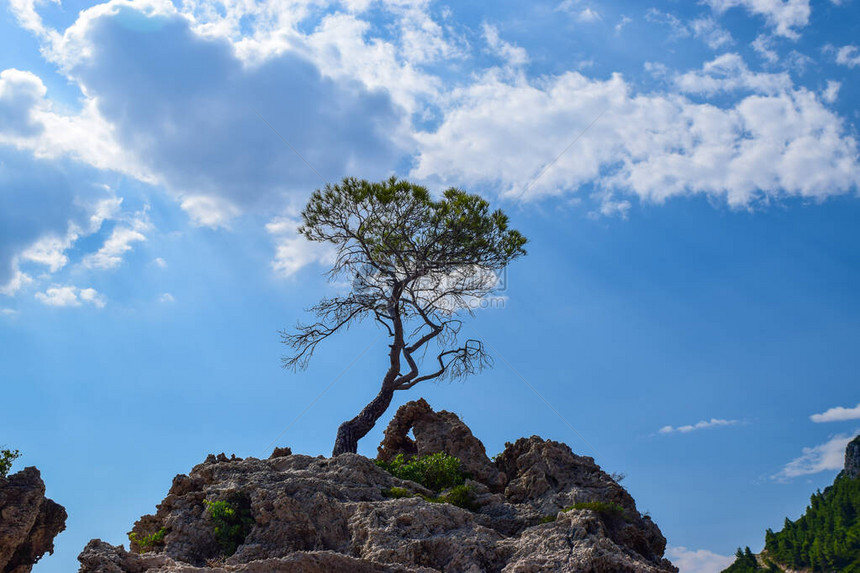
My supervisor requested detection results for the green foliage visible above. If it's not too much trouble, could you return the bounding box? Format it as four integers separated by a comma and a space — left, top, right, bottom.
540, 514, 558, 524
375, 452, 467, 493
565, 501, 626, 516
436, 484, 479, 511
204, 495, 254, 557
723, 547, 762, 573
128, 528, 167, 554
760, 474, 860, 572
0, 447, 20, 478
299, 177, 528, 273
382, 486, 413, 499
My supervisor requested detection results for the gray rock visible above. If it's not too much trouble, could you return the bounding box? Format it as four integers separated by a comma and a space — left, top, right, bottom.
78, 401, 677, 573
0, 467, 67, 573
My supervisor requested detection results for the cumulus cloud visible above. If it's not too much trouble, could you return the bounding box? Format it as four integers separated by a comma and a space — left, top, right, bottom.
703, 0, 811, 39
412, 57, 860, 207
35, 285, 106, 308
266, 216, 336, 278
658, 418, 738, 435
774, 433, 855, 480
0, 69, 48, 137
811, 403, 860, 423
48, 1, 405, 224
666, 546, 734, 573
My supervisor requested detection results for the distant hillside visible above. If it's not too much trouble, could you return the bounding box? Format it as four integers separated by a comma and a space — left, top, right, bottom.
722, 435, 860, 573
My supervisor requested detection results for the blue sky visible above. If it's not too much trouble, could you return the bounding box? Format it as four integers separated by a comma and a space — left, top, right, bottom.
1, 1, 859, 572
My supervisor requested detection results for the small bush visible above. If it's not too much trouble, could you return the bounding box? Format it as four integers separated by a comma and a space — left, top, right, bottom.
204, 495, 254, 556
540, 514, 558, 524
0, 447, 20, 478
129, 528, 167, 553
382, 486, 413, 499
375, 452, 466, 492
438, 484, 479, 511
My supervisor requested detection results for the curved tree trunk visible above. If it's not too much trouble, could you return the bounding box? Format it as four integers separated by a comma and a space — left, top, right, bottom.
332, 382, 397, 456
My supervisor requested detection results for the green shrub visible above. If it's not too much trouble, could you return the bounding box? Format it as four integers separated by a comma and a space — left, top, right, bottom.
540, 514, 558, 524
375, 452, 466, 492
382, 486, 413, 499
438, 484, 479, 511
204, 495, 254, 556
128, 528, 167, 553
0, 447, 20, 478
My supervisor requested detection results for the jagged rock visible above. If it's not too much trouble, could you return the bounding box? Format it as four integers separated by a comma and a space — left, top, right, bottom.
377, 398, 506, 491
79, 401, 677, 573
0, 467, 67, 573
845, 434, 860, 479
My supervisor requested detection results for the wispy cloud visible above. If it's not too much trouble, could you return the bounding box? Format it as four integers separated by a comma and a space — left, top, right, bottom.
666, 546, 734, 573
659, 418, 738, 435
773, 433, 855, 480
811, 403, 860, 423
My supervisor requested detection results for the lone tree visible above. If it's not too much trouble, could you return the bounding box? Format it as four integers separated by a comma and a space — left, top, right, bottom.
282, 177, 527, 455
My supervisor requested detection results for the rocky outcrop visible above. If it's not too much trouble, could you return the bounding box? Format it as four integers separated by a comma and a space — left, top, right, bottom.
845, 434, 860, 479
79, 401, 677, 573
0, 467, 67, 573
378, 398, 506, 491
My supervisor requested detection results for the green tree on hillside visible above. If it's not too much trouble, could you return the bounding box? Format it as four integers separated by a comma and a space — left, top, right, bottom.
763, 474, 860, 572
282, 177, 527, 455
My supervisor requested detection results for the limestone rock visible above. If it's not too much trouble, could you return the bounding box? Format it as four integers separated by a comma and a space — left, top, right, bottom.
78, 400, 677, 573
846, 434, 860, 479
377, 398, 505, 491
0, 467, 67, 573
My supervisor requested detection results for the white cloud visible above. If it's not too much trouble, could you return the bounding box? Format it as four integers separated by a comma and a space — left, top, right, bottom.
659, 418, 738, 434
703, 0, 811, 39
266, 216, 336, 278
666, 546, 735, 573
821, 81, 841, 104
35, 285, 105, 308
412, 58, 860, 208
1, 308, 16, 316
752, 34, 779, 63
483, 24, 529, 67
811, 403, 860, 423
674, 54, 791, 95
21, 232, 75, 272
834, 45, 860, 68
557, 1, 601, 23
774, 433, 855, 480
0, 68, 48, 137
691, 18, 734, 50
614, 16, 632, 34
179, 196, 241, 230
646, 9, 690, 39
159, 292, 175, 303
153, 257, 167, 269
78, 287, 107, 308
82, 213, 151, 270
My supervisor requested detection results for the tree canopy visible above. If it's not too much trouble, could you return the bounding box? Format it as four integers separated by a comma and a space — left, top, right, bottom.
282, 176, 527, 455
